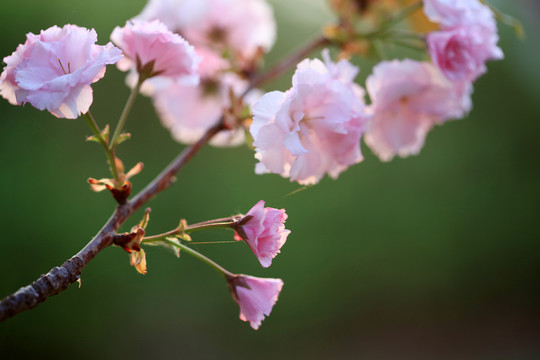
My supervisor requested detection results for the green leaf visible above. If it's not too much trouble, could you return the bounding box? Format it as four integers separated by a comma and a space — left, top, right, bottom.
86, 124, 110, 144
138, 208, 151, 230
114, 132, 131, 146
177, 219, 191, 241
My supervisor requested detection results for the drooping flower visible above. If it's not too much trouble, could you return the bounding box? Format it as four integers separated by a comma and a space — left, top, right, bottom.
232, 200, 290, 268
424, 0, 503, 82
227, 274, 283, 330
111, 19, 200, 84
364, 59, 472, 161
251, 50, 369, 185
0, 24, 122, 119
135, 0, 276, 64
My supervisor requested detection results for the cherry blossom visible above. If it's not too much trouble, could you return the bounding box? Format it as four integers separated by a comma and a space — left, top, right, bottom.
251, 50, 369, 185
233, 200, 290, 268
423, 0, 490, 28
111, 19, 199, 83
228, 275, 283, 330
135, 0, 276, 62
364, 59, 471, 161
424, 0, 503, 82
152, 70, 257, 147
135, 0, 207, 33
0, 24, 122, 119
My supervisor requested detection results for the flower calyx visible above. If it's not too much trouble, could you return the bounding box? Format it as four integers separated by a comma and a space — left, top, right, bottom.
230, 215, 253, 243
223, 87, 252, 132
113, 208, 151, 274
135, 55, 163, 80
225, 273, 252, 301
88, 160, 143, 204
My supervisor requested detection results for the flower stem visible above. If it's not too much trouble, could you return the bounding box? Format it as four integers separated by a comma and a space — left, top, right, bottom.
82, 112, 120, 182
142, 217, 238, 241
172, 241, 233, 277
110, 75, 145, 149
186, 222, 235, 233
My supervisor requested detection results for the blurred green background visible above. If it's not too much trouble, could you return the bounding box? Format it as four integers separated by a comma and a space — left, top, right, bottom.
0, 1, 539, 359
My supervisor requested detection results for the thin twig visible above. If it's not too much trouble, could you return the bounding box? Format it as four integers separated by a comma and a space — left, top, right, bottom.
0, 120, 225, 321
246, 34, 329, 92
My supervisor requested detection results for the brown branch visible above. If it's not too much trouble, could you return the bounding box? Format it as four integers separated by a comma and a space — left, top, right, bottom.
0, 32, 329, 322
247, 34, 329, 91
0, 120, 225, 322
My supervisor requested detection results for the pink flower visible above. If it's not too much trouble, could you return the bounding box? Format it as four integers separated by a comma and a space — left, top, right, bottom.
428, 26, 503, 82
227, 274, 283, 330
111, 19, 199, 82
136, 0, 276, 62
423, 0, 503, 82
251, 50, 369, 185
364, 59, 471, 161
136, 0, 207, 33
182, 0, 276, 60
423, 0, 491, 28
152, 71, 258, 147
233, 200, 290, 268
0, 24, 122, 119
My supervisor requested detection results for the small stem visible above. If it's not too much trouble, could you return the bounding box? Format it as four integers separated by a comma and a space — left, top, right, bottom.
142, 218, 237, 241
142, 229, 180, 241
191, 216, 241, 225
82, 112, 120, 182
110, 75, 145, 149
382, 30, 426, 41
185, 222, 235, 233
386, 38, 426, 52
173, 241, 234, 278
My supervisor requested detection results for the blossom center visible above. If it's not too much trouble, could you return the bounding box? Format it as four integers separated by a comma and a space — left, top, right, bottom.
57, 59, 71, 75
207, 26, 228, 44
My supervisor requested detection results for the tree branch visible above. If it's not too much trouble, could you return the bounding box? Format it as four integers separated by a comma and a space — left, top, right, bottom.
0, 120, 225, 322
247, 34, 329, 91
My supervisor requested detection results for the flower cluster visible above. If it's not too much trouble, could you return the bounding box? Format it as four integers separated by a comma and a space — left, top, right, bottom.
227, 200, 289, 327
0, 0, 511, 332
132, 0, 276, 146
251, 0, 504, 176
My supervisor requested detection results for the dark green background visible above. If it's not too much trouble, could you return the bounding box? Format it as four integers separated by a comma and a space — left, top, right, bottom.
0, 1, 538, 359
